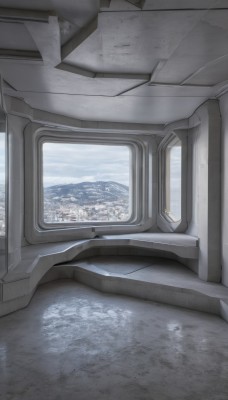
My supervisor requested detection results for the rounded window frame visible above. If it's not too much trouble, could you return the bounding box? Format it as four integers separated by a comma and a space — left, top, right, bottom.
158, 130, 188, 232
24, 123, 157, 244
38, 136, 136, 229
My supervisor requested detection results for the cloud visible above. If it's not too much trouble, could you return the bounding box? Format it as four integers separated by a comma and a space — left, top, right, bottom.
42, 142, 130, 187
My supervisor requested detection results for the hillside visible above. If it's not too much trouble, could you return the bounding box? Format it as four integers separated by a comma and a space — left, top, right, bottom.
44, 181, 129, 206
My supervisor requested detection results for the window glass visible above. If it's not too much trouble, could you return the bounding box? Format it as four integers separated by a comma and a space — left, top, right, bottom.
0, 132, 5, 236
165, 138, 181, 222
42, 142, 131, 224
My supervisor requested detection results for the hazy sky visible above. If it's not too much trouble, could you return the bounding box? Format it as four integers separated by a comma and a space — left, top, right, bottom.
43, 142, 130, 187
169, 145, 181, 219
0, 133, 5, 185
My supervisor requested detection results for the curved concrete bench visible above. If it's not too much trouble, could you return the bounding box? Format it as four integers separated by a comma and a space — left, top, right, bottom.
0, 233, 199, 317
100, 233, 199, 259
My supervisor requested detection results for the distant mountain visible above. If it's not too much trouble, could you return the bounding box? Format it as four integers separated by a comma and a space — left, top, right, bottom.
44, 181, 129, 205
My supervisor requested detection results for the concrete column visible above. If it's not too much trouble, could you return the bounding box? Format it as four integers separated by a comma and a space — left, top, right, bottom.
220, 93, 228, 287
8, 115, 28, 269
193, 100, 221, 282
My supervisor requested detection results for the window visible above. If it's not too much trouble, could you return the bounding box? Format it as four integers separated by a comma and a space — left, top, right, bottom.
24, 125, 155, 244
42, 142, 131, 224
165, 137, 181, 222
0, 131, 5, 236
158, 131, 188, 232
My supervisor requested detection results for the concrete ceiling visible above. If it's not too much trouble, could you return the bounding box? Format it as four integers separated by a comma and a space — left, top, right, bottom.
0, 0, 228, 125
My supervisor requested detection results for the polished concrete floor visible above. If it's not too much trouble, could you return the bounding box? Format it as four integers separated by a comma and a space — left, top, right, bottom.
0, 280, 228, 400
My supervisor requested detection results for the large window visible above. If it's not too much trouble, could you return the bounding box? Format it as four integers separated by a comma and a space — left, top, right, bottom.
158, 131, 188, 232
165, 137, 182, 222
24, 125, 155, 244
0, 131, 5, 236
42, 142, 131, 224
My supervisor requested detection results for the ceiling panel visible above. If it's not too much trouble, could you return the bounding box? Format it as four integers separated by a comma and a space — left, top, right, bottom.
0, 23, 38, 50
186, 56, 228, 86
122, 84, 214, 97
154, 10, 228, 84
0, 1, 227, 125
19, 92, 208, 124
66, 11, 204, 74
0, 61, 147, 96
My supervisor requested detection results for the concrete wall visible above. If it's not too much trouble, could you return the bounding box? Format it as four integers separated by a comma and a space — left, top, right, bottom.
5, 99, 222, 285
8, 115, 28, 270
220, 93, 228, 287
187, 100, 221, 282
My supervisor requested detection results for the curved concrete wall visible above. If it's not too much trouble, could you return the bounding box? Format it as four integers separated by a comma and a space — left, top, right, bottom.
220, 93, 228, 287
4, 98, 222, 285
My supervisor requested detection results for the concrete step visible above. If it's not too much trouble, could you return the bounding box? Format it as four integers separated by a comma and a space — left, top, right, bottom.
52, 256, 228, 321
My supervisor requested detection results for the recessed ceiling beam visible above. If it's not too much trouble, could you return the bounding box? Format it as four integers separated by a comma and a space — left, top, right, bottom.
57, 62, 150, 80
96, 72, 150, 80
0, 7, 55, 23
0, 49, 42, 61
150, 83, 213, 89
57, 62, 95, 78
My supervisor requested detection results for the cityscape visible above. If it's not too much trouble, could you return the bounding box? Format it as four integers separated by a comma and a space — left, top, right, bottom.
43, 181, 130, 224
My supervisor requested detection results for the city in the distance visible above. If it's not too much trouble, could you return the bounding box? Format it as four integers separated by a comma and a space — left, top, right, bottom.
43, 181, 130, 224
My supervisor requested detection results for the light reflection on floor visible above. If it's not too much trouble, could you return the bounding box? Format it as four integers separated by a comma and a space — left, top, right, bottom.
0, 280, 228, 400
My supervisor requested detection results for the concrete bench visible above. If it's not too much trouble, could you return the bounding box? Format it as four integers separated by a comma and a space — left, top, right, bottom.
0, 233, 199, 317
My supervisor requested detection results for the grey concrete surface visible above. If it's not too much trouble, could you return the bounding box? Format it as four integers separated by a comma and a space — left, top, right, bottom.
61, 256, 228, 319
73, 256, 228, 296
0, 234, 199, 317
220, 92, 228, 287
0, 280, 228, 400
